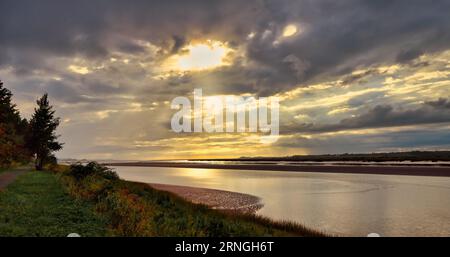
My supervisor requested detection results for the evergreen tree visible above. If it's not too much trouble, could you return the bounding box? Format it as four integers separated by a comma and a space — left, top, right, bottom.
0, 80, 30, 167
28, 94, 63, 170
0, 80, 19, 124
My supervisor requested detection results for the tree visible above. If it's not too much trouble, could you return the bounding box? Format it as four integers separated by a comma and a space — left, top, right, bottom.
0, 80, 20, 124
0, 80, 30, 167
28, 94, 63, 170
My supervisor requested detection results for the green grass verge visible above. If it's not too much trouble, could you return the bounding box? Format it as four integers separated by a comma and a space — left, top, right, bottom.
0, 164, 326, 237
117, 180, 325, 236
0, 171, 109, 236
0, 163, 29, 174
59, 163, 326, 236
0, 166, 14, 174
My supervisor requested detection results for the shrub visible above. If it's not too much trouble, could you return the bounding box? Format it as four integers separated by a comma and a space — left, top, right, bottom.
69, 162, 119, 181
59, 162, 156, 235
97, 189, 155, 236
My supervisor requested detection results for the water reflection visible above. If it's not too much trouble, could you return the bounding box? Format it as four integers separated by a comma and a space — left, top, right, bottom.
178, 168, 218, 180
112, 166, 450, 236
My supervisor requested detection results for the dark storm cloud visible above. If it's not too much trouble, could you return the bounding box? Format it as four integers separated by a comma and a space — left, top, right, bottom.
0, 0, 263, 66
0, 1, 108, 59
245, 0, 450, 93
426, 98, 450, 109
396, 49, 424, 64
284, 99, 450, 134
115, 40, 147, 55
275, 128, 450, 153
1, 0, 449, 94
340, 69, 380, 86
171, 35, 186, 54
3, 1, 449, 158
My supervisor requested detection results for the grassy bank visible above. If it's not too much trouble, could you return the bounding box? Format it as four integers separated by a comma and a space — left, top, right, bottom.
0, 162, 29, 174
0, 171, 109, 236
0, 164, 325, 236
59, 163, 325, 236
0, 165, 18, 174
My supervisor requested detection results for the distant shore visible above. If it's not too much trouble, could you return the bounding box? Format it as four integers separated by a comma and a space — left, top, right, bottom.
106, 161, 450, 177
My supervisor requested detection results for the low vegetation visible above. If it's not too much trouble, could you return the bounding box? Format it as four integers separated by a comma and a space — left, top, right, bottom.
1, 164, 325, 237
0, 170, 109, 236
55, 162, 325, 237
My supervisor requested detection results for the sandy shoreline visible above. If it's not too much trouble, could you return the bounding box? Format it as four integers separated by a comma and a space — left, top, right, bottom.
149, 183, 263, 214
107, 162, 450, 177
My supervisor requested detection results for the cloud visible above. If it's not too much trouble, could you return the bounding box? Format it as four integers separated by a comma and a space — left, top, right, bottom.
171, 35, 186, 54
285, 98, 450, 133
1, 0, 449, 95
1, 1, 450, 158
244, 0, 450, 93
282, 55, 310, 80
426, 98, 450, 109
396, 48, 424, 64
274, 126, 450, 154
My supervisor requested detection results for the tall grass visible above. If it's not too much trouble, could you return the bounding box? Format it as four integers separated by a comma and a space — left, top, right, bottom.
0, 161, 26, 174
54, 162, 327, 237
0, 171, 109, 236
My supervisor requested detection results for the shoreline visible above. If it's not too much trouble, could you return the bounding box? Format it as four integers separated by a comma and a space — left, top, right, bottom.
106, 162, 450, 177
148, 183, 263, 214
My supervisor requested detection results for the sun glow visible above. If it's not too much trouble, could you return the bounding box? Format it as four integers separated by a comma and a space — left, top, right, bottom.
68, 65, 90, 74
168, 40, 232, 71
282, 24, 298, 37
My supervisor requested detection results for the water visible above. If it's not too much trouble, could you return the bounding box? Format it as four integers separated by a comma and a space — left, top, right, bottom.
112, 166, 450, 236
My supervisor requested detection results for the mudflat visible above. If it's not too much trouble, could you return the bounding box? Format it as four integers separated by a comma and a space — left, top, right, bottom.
149, 183, 263, 213
108, 162, 450, 177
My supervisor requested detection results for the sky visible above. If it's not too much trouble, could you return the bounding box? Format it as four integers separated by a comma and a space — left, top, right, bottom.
1, 0, 450, 160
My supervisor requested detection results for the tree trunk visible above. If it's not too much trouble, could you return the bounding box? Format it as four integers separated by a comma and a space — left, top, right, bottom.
35, 156, 43, 171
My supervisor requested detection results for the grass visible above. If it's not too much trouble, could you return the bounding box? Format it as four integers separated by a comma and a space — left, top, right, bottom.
0, 162, 29, 174
0, 166, 16, 174
90, 180, 323, 236
59, 162, 326, 236
0, 171, 109, 236
0, 163, 326, 237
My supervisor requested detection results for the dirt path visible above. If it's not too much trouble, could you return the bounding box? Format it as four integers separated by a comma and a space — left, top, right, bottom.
0, 167, 29, 190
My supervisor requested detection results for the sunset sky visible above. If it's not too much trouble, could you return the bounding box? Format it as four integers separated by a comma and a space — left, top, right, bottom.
1, 0, 450, 160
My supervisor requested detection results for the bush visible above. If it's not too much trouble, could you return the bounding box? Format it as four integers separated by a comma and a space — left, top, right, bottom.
69, 162, 119, 181
58, 162, 156, 235
60, 162, 118, 202
97, 189, 155, 236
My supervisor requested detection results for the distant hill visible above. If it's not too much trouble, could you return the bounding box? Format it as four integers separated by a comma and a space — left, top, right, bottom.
199, 151, 450, 162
